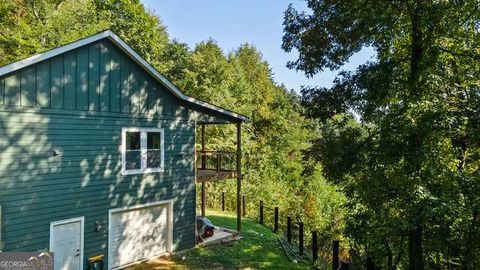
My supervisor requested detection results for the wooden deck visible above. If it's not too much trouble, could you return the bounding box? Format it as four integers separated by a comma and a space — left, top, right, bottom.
196, 226, 241, 248
196, 169, 237, 182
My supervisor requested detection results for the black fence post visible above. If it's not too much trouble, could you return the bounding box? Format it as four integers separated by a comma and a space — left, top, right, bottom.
312, 231, 318, 264
366, 257, 374, 270
242, 195, 246, 216
221, 191, 225, 211
333, 240, 339, 270
259, 200, 264, 224
274, 207, 279, 233
287, 216, 292, 243
298, 222, 304, 256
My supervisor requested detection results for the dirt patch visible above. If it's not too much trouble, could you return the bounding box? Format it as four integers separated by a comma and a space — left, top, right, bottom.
125, 255, 187, 270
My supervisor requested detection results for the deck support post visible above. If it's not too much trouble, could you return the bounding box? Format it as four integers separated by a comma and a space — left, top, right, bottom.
259, 201, 264, 224
222, 191, 225, 211
287, 216, 292, 243
333, 240, 340, 270
242, 195, 246, 216
274, 207, 279, 233
236, 123, 242, 232
299, 222, 304, 255
312, 231, 318, 264
201, 124, 206, 217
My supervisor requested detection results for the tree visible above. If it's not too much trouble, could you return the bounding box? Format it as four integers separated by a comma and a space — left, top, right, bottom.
284, 0, 480, 269
0, 0, 170, 70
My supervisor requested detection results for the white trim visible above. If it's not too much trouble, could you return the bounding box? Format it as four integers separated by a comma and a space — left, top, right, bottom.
49, 216, 85, 270
107, 200, 174, 270
121, 127, 165, 175
0, 30, 247, 122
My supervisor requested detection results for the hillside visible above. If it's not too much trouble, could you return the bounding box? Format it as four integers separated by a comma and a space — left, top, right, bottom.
128, 210, 310, 270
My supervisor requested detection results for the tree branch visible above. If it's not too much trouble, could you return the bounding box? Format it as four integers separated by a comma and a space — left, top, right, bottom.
437, 46, 480, 61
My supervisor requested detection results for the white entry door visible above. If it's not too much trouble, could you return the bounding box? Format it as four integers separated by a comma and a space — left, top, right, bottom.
108, 201, 172, 269
50, 217, 84, 270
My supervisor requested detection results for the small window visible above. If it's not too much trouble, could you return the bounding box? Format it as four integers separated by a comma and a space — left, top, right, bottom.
122, 128, 164, 175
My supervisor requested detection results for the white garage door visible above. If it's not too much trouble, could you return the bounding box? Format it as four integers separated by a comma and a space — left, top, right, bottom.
108, 201, 172, 269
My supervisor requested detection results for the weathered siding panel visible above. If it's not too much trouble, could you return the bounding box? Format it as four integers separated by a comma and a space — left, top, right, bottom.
0, 77, 4, 105
99, 42, 110, 112
76, 46, 89, 110
50, 56, 64, 109
5, 73, 20, 106
0, 39, 197, 268
64, 51, 76, 110
120, 55, 130, 113
110, 48, 121, 113
130, 67, 140, 114
88, 43, 100, 111
20, 67, 36, 107
36, 61, 50, 108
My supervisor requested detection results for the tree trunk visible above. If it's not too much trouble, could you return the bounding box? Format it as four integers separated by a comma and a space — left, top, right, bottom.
385, 241, 393, 270
408, 225, 424, 270
408, 2, 423, 98
407, 3, 425, 269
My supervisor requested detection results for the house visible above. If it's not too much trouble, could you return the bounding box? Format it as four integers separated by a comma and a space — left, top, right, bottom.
0, 30, 246, 270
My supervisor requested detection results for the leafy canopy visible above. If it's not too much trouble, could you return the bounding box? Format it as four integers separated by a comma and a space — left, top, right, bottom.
284, 0, 479, 269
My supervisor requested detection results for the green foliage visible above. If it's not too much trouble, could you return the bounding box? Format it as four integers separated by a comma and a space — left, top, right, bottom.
0, 0, 169, 69
0, 0, 107, 64
285, 0, 480, 269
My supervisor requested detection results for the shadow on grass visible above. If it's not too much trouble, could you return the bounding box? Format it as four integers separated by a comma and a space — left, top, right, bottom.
127, 210, 310, 270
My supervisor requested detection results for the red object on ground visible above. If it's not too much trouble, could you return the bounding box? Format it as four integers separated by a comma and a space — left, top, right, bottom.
196, 216, 215, 239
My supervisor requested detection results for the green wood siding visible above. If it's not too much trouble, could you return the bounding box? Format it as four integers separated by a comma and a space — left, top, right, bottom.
88, 43, 100, 111
37, 61, 51, 108
120, 55, 130, 114
76, 46, 89, 111
5, 73, 20, 106
0, 39, 196, 268
51, 56, 64, 109
64, 51, 77, 110
110, 48, 121, 113
0, 77, 4, 105
99, 42, 111, 112
20, 66, 36, 107
0, 40, 185, 117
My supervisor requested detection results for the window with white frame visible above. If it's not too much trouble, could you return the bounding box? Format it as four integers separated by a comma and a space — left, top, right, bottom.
122, 128, 164, 175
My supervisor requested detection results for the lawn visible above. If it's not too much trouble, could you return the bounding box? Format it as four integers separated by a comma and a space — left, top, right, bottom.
127, 210, 311, 270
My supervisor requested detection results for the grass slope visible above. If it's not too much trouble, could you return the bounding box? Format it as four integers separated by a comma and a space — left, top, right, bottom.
128, 210, 310, 270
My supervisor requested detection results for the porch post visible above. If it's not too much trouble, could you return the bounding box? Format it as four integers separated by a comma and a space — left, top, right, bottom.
201, 124, 206, 217
236, 122, 242, 232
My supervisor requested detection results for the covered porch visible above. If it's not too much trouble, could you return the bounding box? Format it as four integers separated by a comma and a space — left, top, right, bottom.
189, 102, 247, 244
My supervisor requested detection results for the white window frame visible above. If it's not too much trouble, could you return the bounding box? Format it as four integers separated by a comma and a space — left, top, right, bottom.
122, 127, 164, 175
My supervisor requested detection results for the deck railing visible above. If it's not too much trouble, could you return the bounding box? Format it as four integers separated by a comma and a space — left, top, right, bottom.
197, 150, 237, 172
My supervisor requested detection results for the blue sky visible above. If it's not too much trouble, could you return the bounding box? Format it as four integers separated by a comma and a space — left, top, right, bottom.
141, 0, 375, 91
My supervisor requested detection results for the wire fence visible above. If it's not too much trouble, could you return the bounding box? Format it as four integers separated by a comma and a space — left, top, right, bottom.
206, 191, 382, 270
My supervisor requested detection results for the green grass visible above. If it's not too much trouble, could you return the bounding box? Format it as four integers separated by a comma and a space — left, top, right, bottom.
128, 210, 311, 270
175, 210, 310, 269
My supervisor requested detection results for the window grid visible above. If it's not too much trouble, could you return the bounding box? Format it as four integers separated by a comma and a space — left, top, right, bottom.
122, 127, 164, 175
